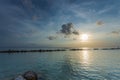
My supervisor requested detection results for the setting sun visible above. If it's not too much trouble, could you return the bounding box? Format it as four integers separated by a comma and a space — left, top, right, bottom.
81, 34, 89, 41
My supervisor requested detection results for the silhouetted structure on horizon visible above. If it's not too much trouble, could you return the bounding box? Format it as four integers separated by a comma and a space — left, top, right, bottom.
0, 47, 120, 53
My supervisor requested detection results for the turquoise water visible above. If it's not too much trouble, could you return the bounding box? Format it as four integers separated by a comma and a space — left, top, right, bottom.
0, 50, 120, 80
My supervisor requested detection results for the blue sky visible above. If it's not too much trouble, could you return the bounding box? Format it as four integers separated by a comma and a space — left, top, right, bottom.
0, 0, 120, 48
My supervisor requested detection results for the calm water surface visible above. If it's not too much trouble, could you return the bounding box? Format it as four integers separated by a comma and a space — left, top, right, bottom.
0, 50, 120, 80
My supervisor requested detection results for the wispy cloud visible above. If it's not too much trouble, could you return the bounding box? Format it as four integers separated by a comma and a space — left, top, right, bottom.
97, 6, 114, 15
81, 1, 96, 6
21, 0, 34, 10
69, 6, 91, 20
111, 30, 120, 36
0, 0, 120, 47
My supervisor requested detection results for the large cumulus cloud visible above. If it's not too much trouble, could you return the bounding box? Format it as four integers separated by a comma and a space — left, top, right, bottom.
60, 23, 79, 35
47, 23, 80, 40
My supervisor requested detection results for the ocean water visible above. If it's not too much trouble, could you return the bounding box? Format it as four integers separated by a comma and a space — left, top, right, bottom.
0, 50, 120, 80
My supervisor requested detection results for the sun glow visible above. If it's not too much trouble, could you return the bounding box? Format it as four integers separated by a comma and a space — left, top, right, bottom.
80, 34, 89, 41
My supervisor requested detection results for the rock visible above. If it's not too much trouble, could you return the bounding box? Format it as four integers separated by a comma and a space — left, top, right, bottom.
23, 71, 38, 80
14, 75, 26, 80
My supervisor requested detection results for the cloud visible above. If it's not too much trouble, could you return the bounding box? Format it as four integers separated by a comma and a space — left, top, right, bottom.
47, 23, 80, 40
70, 7, 90, 20
47, 36, 57, 40
73, 30, 79, 35
60, 23, 79, 36
21, 0, 33, 10
32, 15, 39, 21
97, 6, 113, 15
96, 21, 104, 26
111, 31, 119, 36
81, 1, 96, 6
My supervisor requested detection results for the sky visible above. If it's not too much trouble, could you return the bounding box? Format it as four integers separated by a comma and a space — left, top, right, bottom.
0, 0, 120, 48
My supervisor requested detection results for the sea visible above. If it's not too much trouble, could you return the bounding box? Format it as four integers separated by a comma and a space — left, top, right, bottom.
0, 48, 120, 80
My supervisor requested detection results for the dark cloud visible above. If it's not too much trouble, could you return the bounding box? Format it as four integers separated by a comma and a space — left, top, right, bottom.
111, 31, 119, 36
60, 23, 73, 35
47, 23, 80, 40
96, 21, 104, 26
60, 23, 79, 36
47, 36, 57, 40
73, 30, 79, 35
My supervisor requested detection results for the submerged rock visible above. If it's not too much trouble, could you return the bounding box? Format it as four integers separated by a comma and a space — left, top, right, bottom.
14, 75, 25, 80
14, 71, 44, 80
23, 71, 38, 80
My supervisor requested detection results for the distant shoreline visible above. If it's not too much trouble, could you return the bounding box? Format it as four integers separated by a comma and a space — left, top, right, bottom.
0, 47, 120, 53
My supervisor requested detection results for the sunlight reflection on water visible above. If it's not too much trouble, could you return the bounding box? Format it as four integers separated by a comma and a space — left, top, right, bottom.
0, 50, 120, 80
81, 50, 89, 64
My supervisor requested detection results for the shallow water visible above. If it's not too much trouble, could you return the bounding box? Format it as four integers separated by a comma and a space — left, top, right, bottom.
0, 50, 120, 80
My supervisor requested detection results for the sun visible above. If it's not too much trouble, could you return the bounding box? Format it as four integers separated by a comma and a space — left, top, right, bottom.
80, 34, 89, 41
